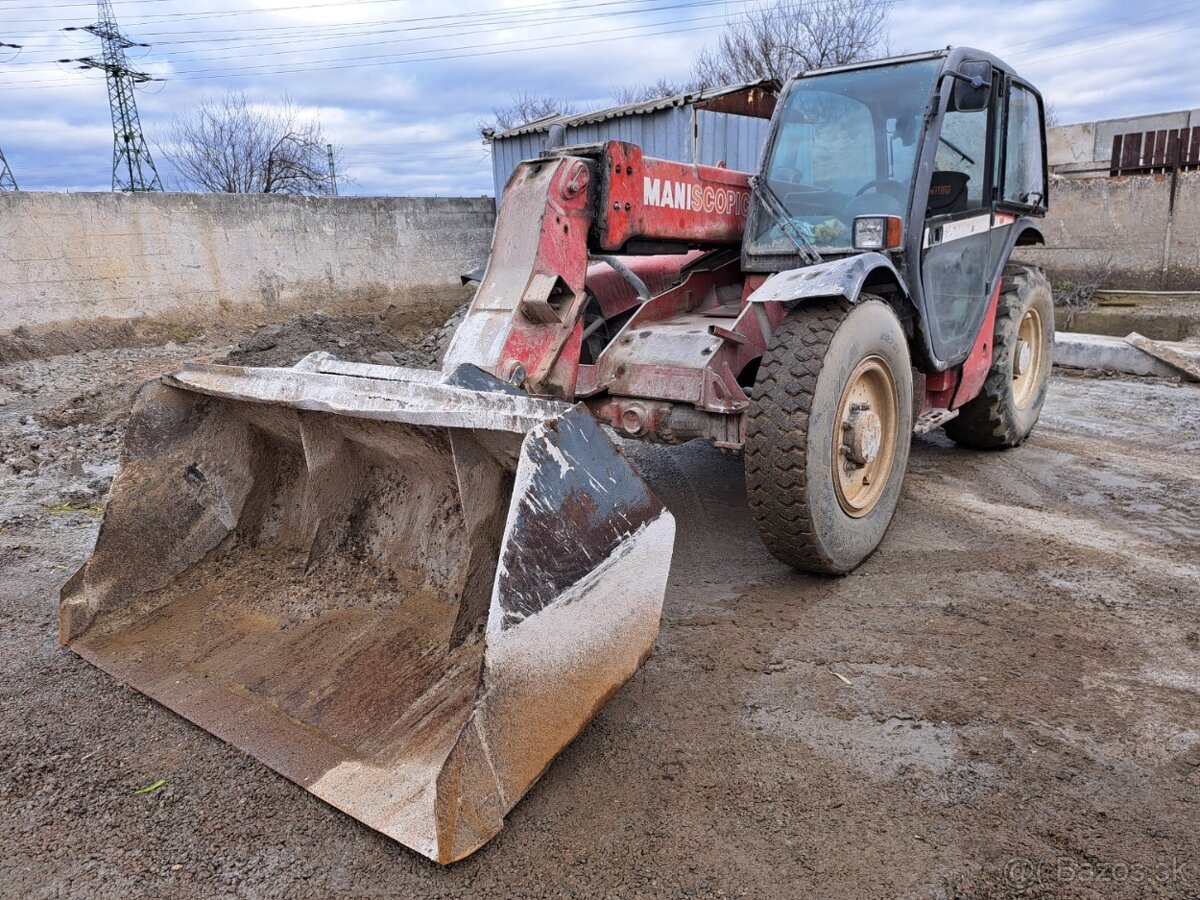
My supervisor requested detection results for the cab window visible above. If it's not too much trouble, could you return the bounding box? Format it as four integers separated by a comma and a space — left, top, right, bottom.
1002, 85, 1046, 207
929, 105, 989, 217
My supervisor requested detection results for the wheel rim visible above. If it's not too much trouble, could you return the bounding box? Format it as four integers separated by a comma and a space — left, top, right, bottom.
1012, 307, 1046, 409
833, 355, 899, 518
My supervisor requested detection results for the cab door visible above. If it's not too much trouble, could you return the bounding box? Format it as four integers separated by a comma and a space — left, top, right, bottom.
919, 66, 1004, 364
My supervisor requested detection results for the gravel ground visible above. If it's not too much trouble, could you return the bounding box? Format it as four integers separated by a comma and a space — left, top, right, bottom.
1, 322, 1198, 899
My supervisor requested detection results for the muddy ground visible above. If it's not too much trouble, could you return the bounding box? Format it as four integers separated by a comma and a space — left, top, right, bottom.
1, 318, 1197, 899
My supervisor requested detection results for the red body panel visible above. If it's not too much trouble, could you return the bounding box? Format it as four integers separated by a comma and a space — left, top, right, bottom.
586, 251, 706, 320
443, 155, 594, 397
922, 371, 958, 413
951, 278, 1003, 409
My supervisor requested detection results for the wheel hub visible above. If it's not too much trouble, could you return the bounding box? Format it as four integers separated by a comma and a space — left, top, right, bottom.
1012, 308, 1046, 410
843, 405, 882, 466
833, 357, 899, 519
1014, 339, 1031, 377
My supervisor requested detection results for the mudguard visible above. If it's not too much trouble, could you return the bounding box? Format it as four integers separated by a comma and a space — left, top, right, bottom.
746, 252, 909, 307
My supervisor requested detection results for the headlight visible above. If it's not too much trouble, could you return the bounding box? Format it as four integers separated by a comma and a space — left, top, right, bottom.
852, 215, 903, 251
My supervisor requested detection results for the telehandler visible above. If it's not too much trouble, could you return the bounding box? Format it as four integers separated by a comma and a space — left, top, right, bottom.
61, 47, 1052, 862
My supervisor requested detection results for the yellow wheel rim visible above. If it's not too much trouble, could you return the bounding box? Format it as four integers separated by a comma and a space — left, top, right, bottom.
1012, 307, 1045, 409
833, 356, 899, 518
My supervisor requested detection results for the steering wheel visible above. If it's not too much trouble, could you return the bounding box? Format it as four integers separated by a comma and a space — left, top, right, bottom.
770, 166, 804, 183
853, 178, 904, 198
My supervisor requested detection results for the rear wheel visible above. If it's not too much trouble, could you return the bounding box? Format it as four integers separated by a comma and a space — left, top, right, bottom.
745, 297, 913, 574
945, 265, 1054, 449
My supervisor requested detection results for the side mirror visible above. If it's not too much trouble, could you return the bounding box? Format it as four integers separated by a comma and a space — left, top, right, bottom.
950, 61, 992, 113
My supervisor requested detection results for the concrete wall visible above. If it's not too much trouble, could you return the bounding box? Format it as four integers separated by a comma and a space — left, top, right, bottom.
1016, 171, 1200, 290
0, 191, 495, 334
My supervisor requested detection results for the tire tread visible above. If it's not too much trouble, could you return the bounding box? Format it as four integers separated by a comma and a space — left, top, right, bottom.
744, 298, 852, 573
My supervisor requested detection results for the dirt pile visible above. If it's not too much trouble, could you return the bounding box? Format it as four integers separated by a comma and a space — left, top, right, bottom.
0, 320, 204, 367
217, 312, 453, 369
1, 313, 454, 480
0, 346, 194, 480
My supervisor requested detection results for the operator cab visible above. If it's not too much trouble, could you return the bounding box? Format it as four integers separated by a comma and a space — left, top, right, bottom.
743, 47, 1048, 369
752, 57, 936, 248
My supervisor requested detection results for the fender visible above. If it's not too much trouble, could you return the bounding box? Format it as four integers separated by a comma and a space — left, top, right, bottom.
745, 252, 909, 307
1014, 221, 1046, 246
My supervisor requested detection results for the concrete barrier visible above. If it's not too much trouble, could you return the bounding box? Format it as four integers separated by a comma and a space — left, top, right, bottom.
0, 191, 496, 335
1054, 332, 1199, 379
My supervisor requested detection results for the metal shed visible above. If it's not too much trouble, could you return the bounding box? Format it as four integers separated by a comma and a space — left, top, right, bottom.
484, 80, 779, 200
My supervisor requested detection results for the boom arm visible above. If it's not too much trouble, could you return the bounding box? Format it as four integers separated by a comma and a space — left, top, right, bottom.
443, 141, 752, 398
594, 142, 751, 251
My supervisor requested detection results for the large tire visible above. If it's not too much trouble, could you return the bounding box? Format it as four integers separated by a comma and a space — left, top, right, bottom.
745, 297, 913, 574
945, 265, 1054, 449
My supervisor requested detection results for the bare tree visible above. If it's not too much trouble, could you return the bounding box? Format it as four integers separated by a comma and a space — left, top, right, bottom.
164, 92, 341, 195
1055, 257, 1112, 329
690, 0, 890, 86
480, 91, 580, 135
484, 0, 888, 138
611, 77, 697, 105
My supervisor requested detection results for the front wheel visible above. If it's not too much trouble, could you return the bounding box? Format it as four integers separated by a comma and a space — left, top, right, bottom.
745, 297, 913, 574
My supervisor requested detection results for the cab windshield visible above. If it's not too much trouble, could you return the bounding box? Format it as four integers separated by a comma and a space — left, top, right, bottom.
752, 58, 942, 252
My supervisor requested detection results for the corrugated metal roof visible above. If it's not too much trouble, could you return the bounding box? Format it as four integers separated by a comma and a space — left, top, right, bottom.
484, 78, 779, 141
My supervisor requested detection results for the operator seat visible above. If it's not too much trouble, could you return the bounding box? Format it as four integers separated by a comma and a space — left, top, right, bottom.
927, 171, 970, 216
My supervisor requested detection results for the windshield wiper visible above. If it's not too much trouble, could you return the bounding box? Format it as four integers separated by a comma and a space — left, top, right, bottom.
938, 136, 975, 165
749, 175, 822, 265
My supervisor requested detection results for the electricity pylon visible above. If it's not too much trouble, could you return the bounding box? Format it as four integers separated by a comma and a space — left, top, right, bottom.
0, 146, 16, 191
62, 0, 163, 192
1, 40, 19, 190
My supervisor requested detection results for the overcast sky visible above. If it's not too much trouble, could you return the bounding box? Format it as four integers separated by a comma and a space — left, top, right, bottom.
2, 0, 1197, 195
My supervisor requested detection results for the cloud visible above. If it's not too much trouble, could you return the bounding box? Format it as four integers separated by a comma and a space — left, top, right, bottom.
0, 0, 1194, 195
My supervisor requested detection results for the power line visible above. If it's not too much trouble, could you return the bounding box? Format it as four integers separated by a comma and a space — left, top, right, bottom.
174, 15, 737, 76
6, 0, 1190, 91
992, 5, 1194, 59
7, 0, 872, 64
1, 0, 719, 34
112, 3, 789, 80
1, 11, 749, 89
1007, 21, 1200, 65
60, 0, 163, 191
2, 0, 860, 56
6, 0, 409, 16
0, 0, 744, 93
127, 0, 742, 60
0, 0, 742, 70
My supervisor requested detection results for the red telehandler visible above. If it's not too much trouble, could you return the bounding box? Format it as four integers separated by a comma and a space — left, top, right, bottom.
61, 48, 1052, 862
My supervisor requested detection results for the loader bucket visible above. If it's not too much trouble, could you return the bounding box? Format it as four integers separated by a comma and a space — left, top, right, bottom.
59, 353, 674, 864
